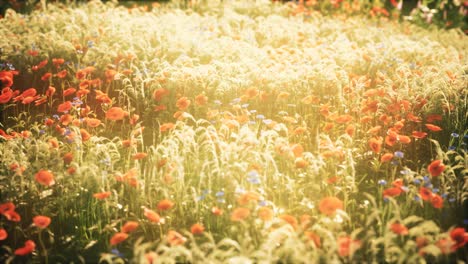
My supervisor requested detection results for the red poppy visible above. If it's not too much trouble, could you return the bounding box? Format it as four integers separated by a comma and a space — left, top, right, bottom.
231, 207, 250, 221
334, 114, 353, 124
426, 114, 442, 123
383, 187, 402, 197
428, 160, 445, 177
153, 88, 170, 101
176, 97, 191, 111
106, 107, 127, 121
160, 122, 175, 132
0, 71, 15, 88
412, 131, 427, 139
57, 101, 72, 113
380, 153, 393, 163
110, 232, 128, 246
257, 207, 274, 221
0, 88, 13, 104
279, 214, 298, 229
431, 194, 444, 209
93, 191, 111, 200
337, 236, 361, 257
0, 228, 7, 240
190, 223, 205, 235
33, 215, 51, 229
318, 197, 343, 216
195, 94, 208, 106
35, 170, 55, 187
425, 124, 442, 132
419, 187, 432, 201
80, 128, 91, 141
144, 208, 164, 224
3, 210, 21, 222
450, 227, 468, 251
121, 221, 139, 233
345, 124, 355, 137
305, 231, 321, 248
14, 240, 36, 256
46, 86, 56, 97
167, 230, 186, 246
63, 87, 76, 97
41, 72, 52, 81
157, 199, 174, 211
211, 206, 223, 216
390, 222, 408, 235
132, 152, 148, 160
85, 118, 101, 128
368, 137, 383, 154
436, 238, 454, 254
56, 70, 67, 79
0, 202, 15, 214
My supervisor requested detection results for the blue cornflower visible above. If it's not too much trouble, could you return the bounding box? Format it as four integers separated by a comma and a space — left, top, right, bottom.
256, 114, 265, 119
215, 191, 224, 197
448, 146, 456, 150
394, 151, 404, 158
451, 132, 459, 138
378, 179, 387, 185
413, 179, 421, 184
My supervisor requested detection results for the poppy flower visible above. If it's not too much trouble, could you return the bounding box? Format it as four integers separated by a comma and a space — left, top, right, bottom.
425, 124, 442, 132
231, 207, 250, 221
157, 199, 174, 211
436, 238, 455, 254
385, 131, 398, 147
62, 87, 76, 97
368, 137, 383, 154
190, 223, 205, 235
46, 86, 56, 97
334, 114, 353, 124
57, 101, 72, 113
337, 236, 361, 257
419, 187, 432, 201
93, 191, 111, 200
345, 124, 355, 137
132, 152, 148, 160
195, 94, 208, 106
3, 210, 21, 222
398, 135, 411, 144
80, 128, 91, 141
85, 118, 101, 128
318, 197, 343, 216
41, 73, 52, 81
0, 71, 15, 88
412, 131, 427, 139
291, 144, 304, 158
121, 221, 139, 233
153, 88, 170, 101
14, 240, 36, 256
380, 153, 394, 163
175, 97, 191, 111
0, 202, 15, 214
144, 208, 164, 224
62, 152, 73, 164
167, 230, 186, 246
106, 107, 127, 121
390, 222, 408, 235
295, 157, 308, 168
0, 89, 13, 104
383, 187, 403, 197
279, 214, 298, 229
257, 207, 274, 221
450, 227, 468, 251
52, 58, 65, 67
428, 160, 445, 177
305, 231, 321, 248
110, 232, 128, 246
35, 170, 55, 187
56, 70, 67, 79
426, 114, 442, 123
0, 228, 7, 240
33, 215, 51, 229
431, 194, 444, 209
211, 207, 223, 216
237, 192, 260, 205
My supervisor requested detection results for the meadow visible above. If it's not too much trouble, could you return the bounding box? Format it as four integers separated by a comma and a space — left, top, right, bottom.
0, 0, 467, 263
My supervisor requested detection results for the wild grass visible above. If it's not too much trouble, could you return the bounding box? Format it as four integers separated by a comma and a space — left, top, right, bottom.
0, 0, 467, 263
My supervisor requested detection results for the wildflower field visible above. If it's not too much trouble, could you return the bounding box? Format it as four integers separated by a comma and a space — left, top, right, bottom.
0, 0, 467, 263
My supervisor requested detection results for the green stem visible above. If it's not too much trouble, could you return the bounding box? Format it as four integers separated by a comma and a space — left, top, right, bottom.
38, 229, 48, 264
